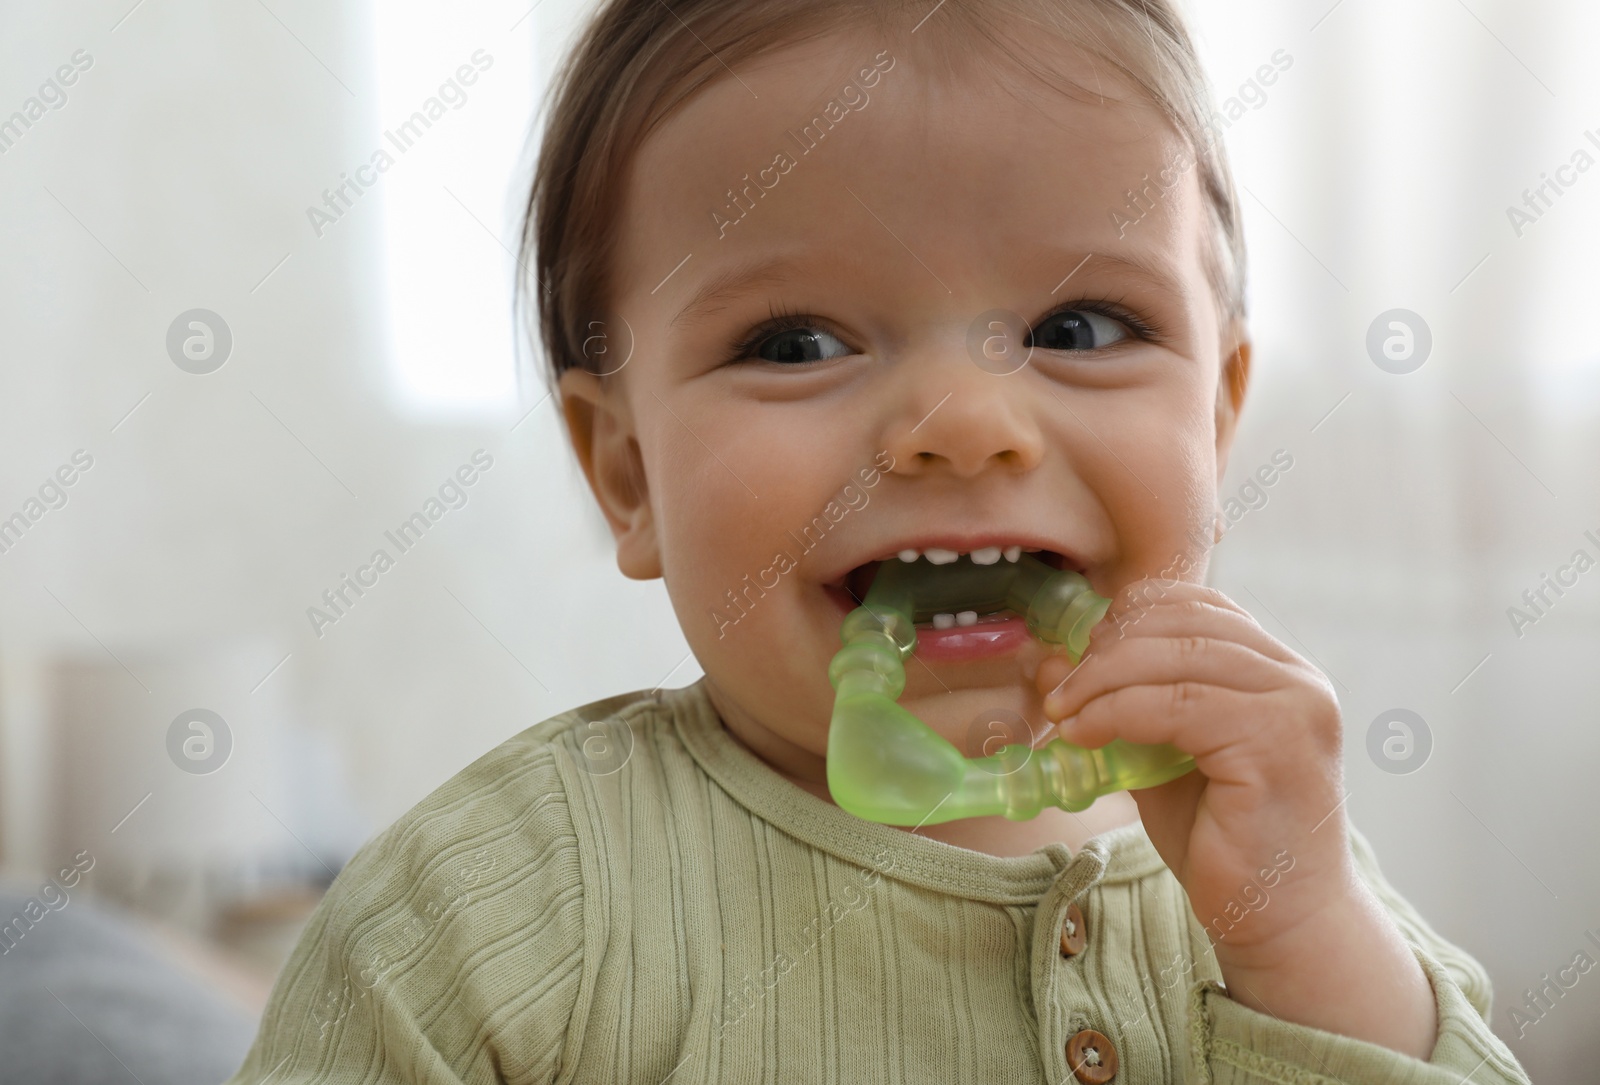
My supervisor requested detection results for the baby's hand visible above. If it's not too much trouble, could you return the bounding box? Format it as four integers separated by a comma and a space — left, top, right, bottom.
1036, 579, 1438, 1057
1037, 579, 1345, 958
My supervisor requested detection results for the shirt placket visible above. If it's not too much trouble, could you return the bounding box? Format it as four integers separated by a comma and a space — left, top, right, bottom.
1032, 852, 1121, 1084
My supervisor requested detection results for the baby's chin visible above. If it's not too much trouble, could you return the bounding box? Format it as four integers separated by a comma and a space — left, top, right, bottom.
898, 674, 1056, 760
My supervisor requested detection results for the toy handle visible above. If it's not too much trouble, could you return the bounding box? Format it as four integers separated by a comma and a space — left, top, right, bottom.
826, 638, 1195, 826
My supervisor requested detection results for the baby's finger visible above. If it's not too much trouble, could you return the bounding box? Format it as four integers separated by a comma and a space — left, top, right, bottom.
1107, 578, 1253, 621
1042, 634, 1290, 722
1033, 601, 1270, 702
1093, 593, 1300, 667
1035, 650, 1083, 700
1055, 681, 1266, 762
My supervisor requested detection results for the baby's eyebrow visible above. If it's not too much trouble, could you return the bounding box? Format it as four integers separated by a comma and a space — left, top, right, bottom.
667, 246, 1186, 330
669, 254, 806, 329
1044, 250, 1186, 301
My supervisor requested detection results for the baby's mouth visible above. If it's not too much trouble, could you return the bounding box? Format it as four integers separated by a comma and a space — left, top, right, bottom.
830, 546, 1071, 629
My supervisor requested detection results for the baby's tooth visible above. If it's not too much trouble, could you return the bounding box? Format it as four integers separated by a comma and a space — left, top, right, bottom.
924, 548, 959, 565
956, 610, 978, 626
898, 549, 920, 563
970, 546, 1001, 565
1004, 545, 1021, 562
932, 612, 957, 629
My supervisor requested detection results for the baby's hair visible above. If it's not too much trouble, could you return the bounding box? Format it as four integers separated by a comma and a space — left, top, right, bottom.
518, 0, 1247, 392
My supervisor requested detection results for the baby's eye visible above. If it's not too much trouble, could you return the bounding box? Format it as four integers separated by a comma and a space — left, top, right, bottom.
748, 325, 852, 365
1027, 308, 1130, 352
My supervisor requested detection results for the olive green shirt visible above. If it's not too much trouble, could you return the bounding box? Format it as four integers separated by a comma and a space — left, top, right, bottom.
224, 679, 1529, 1083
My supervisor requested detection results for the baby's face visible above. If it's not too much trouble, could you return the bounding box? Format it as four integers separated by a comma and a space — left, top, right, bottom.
567, 24, 1248, 771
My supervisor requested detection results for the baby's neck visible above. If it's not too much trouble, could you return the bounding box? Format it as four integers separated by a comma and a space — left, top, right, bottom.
903, 792, 1143, 858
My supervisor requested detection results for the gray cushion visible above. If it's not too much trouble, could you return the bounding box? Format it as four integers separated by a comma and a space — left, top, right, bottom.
0, 884, 257, 1085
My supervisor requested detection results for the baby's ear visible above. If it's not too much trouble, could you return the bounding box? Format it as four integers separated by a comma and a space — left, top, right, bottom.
1213, 324, 1252, 479
559, 367, 662, 580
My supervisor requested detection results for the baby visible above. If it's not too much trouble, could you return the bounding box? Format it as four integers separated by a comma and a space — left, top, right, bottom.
226, 1, 1532, 1081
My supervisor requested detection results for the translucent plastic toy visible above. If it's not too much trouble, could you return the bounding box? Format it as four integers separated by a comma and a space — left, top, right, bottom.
825, 551, 1197, 826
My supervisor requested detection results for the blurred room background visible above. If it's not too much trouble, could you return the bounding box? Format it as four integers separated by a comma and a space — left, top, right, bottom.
0, 0, 1595, 1079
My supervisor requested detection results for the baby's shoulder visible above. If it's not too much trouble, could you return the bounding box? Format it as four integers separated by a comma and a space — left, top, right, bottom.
329, 688, 677, 911
497, 685, 678, 778
227, 694, 677, 1079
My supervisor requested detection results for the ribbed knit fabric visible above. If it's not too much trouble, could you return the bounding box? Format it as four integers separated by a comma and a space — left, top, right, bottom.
223, 679, 1530, 1084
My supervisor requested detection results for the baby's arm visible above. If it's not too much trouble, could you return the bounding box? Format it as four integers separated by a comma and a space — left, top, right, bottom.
1182, 822, 1527, 1083
221, 738, 586, 1085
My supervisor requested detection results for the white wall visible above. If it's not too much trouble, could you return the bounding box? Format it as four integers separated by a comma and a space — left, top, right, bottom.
0, 0, 693, 901
0, 0, 1595, 1078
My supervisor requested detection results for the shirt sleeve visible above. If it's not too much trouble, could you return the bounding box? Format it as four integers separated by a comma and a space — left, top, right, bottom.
221, 737, 588, 1085
1183, 823, 1531, 1084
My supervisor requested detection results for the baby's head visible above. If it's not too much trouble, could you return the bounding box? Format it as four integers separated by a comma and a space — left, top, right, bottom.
523, 0, 1251, 760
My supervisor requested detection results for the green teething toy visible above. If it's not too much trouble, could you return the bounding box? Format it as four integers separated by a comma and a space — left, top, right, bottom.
825, 551, 1197, 826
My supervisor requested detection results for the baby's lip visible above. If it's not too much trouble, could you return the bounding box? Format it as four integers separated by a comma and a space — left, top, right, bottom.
912, 612, 1033, 663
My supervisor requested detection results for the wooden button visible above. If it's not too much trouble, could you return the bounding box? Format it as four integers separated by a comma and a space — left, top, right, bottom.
1066, 1029, 1118, 1083
1058, 901, 1087, 957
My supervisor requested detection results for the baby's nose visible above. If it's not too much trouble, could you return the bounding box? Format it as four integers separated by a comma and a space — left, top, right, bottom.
880, 345, 1045, 478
